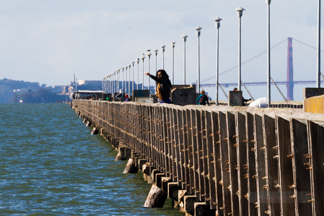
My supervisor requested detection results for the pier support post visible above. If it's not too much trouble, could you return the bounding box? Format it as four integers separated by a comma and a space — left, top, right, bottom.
138, 159, 147, 171
151, 169, 161, 183
91, 127, 99, 135
115, 145, 128, 161
142, 162, 152, 183
155, 173, 165, 188
123, 158, 138, 173
194, 202, 216, 216
143, 184, 167, 208
161, 177, 171, 192
184, 195, 198, 216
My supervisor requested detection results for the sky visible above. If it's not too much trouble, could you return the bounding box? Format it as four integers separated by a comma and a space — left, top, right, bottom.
0, 0, 320, 101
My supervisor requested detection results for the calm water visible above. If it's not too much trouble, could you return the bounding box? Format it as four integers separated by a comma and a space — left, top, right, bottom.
0, 104, 183, 215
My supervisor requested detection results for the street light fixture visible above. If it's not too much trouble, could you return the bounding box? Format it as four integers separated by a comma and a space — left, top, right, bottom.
161, 45, 166, 69
196, 26, 202, 93
128, 64, 131, 95
136, 58, 140, 90
235, 7, 245, 92
171, 42, 176, 85
117, 69, 120, 92
182, 35, 188, 85
122, 67, 125, 91
147, 51, 152, 95
141, 54, 145, 90
215, 17, 222, 106
132, 61, 135, 95
154, 49, 158, 93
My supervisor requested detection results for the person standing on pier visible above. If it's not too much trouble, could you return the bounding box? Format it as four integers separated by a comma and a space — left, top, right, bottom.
145, 70, 172, 103
197, 90, 209, 105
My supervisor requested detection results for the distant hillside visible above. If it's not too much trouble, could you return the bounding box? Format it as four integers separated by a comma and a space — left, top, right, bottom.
0, 78, 67, 103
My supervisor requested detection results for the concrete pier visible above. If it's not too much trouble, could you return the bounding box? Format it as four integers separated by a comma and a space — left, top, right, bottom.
72, 100, 324, 216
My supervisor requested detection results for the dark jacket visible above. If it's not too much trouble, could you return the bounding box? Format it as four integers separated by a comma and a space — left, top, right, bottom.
149, 75, 172, 99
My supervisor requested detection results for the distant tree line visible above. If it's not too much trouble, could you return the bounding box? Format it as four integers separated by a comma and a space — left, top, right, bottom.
0, 78, 67, 103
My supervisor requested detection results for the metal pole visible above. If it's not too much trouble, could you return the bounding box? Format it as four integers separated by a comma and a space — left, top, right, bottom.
196, 26, 202, 93
132, 61, 135, 95
122, 67, 125, 91
239, 16, 242, 91
128, 65, 130, 94
147, 52, 151, 95
118, 69, 120, 91
235, 7, 245, 92
267, 3, 271, 105
125, 66, 128, 94
161, 45, 165, 69
171, 42, 175, 85
154, 49, 158, 93
136, 58, 140, 90
215, 17, 222, 106
141, 55, 145, 90
317, 0, 321, 88
182, 35, 188, 85
112, 72, 115, 94
109, 75, 112, 93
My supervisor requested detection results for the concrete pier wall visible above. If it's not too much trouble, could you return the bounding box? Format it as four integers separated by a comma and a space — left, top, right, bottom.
72, 100, 324, 216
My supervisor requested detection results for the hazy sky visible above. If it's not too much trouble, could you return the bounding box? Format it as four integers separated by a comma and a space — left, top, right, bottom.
0, 0, 319, 94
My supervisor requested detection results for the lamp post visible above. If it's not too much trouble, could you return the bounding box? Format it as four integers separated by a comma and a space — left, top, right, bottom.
215, 17, 222, 106
141, 55, 145, 90
136, 58, 140, 90
182, 35, 188, 85
317, 0, 321, 88
147, 51, 152, 95
132, 61, 135, 95
112, 71, 115, 94
154, 49, 158, 93
196, 26, 202, 93
125, 66, 128, 94
117, 69, 120, 92
266, 0, 271, 106
122, 67, 125, 91
128, 64, 131, 95
171, 42, 176, 85
235, 7, 245, 92
161, 45, 166, 69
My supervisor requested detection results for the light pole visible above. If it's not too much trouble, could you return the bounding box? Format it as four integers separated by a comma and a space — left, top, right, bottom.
136, 58, 140, 90
161, 45, 166, 69
128, 64, 131, 95
112, 71, 115, 94
196, 26, 202, 93
154, 49, 158, 93
182, 35, 188, 85
266, 0, 271, 106
215, 17, 222, 106
124, 65, 128, 94
147, 51, 152, 95
235, 7, 245, 92
141, 55, 145, 90
317, 0, 321, 88
132, 61, 135, 95
117, 69, 120, 92
122, 67, 125, 91
171, 42, 176, 85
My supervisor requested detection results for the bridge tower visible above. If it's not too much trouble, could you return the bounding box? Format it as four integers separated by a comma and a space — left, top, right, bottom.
287, 37, 294, 100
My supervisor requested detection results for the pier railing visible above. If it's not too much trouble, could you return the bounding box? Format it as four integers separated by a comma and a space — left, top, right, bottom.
73, 100, 324, 216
